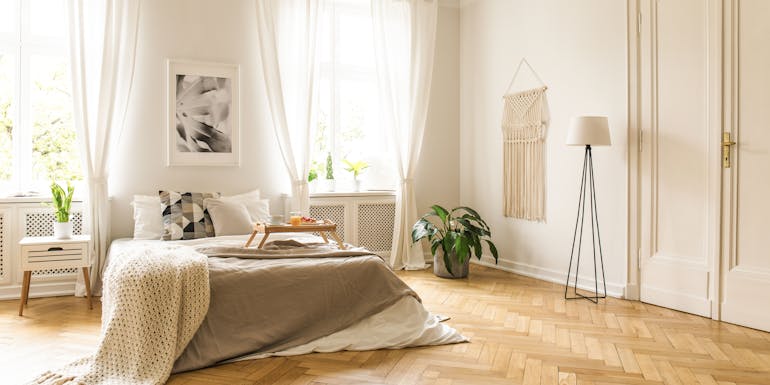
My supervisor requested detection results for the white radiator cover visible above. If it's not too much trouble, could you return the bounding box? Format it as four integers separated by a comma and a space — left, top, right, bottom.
309, 192, 396, 258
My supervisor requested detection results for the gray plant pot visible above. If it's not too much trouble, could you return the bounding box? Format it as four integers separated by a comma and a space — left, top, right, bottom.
433, 250, 469, 279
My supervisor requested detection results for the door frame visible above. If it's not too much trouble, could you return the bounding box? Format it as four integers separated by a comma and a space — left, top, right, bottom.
627, 0, 724, 320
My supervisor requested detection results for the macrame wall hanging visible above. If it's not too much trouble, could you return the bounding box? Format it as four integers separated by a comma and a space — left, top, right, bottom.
501, 58, 549, 221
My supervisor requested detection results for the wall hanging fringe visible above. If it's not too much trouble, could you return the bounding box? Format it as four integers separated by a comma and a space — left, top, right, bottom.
501, 59, 549, 221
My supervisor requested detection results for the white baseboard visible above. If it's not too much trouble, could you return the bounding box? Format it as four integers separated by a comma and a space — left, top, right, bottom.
467, 255, 625, 298
640, 286, 710, 317
0, 281, 76, 301
624, 283, 640, 300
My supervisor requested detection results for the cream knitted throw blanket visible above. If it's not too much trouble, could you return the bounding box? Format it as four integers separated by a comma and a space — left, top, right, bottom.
29, 244, 210, 385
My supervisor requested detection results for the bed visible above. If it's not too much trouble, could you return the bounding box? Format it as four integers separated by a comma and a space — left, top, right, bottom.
31, 232, 466, 384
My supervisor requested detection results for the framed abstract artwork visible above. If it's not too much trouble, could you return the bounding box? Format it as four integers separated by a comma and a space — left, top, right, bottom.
167, 60, 240, 166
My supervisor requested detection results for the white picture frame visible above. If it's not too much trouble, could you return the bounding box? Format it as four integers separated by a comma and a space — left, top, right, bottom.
167, 59, 240, 166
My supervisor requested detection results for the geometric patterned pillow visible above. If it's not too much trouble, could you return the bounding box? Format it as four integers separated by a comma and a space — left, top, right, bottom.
159, 191, 220, 240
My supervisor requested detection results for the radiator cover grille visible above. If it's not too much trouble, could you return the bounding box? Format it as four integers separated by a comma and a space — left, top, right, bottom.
309, 204, 346, 240
357, 202, 395, 252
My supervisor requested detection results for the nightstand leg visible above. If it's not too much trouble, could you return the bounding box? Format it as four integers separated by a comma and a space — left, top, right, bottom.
19, 271, 31, 316
82, 267, 93, 310
24, 271, 30, 304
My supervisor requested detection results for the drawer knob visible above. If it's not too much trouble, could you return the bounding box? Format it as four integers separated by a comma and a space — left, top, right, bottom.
47, 247, 63, 252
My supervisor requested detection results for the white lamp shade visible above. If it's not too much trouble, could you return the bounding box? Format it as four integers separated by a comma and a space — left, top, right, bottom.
566, 116, 611, 146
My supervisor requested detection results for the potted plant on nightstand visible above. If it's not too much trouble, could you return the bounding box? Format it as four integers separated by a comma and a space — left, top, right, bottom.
412, 205, 498, 278
50, 181, 75, 239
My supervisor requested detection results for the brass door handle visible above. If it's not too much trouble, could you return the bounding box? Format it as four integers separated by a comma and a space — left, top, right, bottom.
722, 132, 736, 168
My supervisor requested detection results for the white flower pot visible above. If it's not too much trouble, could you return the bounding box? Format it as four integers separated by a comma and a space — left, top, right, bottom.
323, 179, 335, 192
54, 221, 72, 239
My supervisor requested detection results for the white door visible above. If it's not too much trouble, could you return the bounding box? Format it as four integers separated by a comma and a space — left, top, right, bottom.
637, 0, 722, 317
719, 0, 770, 332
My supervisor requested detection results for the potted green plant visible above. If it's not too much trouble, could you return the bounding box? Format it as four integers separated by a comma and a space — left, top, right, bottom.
342, 159, 369, 191
49, 181, 75, 239
412, 205, 498, 278
307, 160, 324, 192
324, 152, 335, 192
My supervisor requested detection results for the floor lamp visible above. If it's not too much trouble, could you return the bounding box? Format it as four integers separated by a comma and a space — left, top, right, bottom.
565, 116, 610, 303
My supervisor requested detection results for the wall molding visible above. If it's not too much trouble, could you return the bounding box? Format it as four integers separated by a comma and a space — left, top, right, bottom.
0, 281, 79, 301
624, 283, 639, 300
641, 285, 711, 317
470, 256, 625, 298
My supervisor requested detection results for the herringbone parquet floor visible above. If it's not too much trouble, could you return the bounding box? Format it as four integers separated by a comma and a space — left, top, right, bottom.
2, 265, 769, 385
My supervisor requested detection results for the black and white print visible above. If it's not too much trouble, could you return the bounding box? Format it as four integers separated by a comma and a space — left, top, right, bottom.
167, 60, 240, 166
175, 74, 233, 153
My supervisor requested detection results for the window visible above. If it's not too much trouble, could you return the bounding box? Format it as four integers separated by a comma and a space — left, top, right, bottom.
0, 0, 81, 196
311, 0, 395, 192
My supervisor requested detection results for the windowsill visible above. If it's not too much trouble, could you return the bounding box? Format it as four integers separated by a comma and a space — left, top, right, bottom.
310, 190, 396, 198
0, 195, 85, 204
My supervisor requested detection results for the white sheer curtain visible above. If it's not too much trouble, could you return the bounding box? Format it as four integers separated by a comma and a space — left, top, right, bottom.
67, 0, 140, 296
255, 0, 323, 214
372, 0, 438, 270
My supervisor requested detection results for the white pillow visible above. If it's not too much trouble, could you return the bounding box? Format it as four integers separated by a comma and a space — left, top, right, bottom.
221, 189, 269, 223
225, 188, 260, 201
132, 195, 163, 240
204, 198, 253, 236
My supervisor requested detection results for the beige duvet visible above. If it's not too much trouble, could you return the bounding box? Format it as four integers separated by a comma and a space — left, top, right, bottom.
173, 240, 419, 372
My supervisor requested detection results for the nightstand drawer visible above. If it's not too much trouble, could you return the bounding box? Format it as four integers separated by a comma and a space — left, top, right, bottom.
21, 242, 89, 270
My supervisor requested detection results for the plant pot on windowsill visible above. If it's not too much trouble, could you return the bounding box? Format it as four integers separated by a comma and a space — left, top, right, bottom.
343, 159, 369, 193
322, 179, 336, 192
412, 205, 498, 279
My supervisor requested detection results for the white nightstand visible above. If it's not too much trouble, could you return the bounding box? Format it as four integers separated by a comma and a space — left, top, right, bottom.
18, 235, 93, 316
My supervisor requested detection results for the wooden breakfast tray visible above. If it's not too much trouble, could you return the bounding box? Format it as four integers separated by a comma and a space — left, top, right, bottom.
244, 219, 346, 249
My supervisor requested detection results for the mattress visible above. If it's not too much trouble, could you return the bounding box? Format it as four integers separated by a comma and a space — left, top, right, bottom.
106, 234, 466, 372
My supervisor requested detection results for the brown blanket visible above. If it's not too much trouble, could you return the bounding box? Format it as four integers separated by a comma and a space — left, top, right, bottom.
171, 241, 419, 373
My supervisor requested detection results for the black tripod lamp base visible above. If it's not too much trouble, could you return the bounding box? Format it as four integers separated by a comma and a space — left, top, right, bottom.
565, 145, 607, 303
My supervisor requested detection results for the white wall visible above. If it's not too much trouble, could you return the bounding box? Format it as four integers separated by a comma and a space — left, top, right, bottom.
459, 0, 628, 295
111, 1, 462, 240
416, 6, 461, 217
110, 0, 285, 238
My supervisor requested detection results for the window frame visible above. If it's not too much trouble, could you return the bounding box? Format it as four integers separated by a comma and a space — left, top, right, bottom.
315, 1, 393, 191
0, 0, 73, 195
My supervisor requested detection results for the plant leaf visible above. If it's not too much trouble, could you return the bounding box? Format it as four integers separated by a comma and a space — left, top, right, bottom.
411, 219, 434, 243
485, 239, 499, 263
430, 240, 440, 256
443, 249, 455, 277
471, 234, 483, 259
455, 206, 489, 228
455, 236, 469, 264
431, 205, 449, 224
